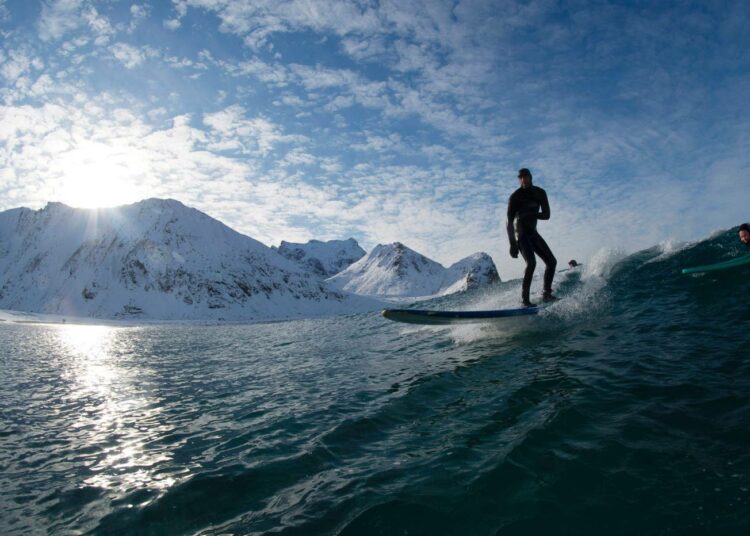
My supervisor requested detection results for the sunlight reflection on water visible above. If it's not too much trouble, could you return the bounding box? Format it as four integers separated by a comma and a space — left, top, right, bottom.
55, 324, 177, 495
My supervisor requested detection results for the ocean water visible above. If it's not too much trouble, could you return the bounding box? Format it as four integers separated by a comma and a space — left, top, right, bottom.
2, 233, 750, 535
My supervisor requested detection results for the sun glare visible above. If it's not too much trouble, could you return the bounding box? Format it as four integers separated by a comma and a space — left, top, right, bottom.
56, 324, 178, 492
55, 141, 145, 209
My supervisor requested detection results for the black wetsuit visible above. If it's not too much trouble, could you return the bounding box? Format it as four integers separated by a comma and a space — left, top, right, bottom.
506, 185, 557, 303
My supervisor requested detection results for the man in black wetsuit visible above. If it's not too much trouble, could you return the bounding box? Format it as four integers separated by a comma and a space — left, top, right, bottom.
506, 168, 557, 307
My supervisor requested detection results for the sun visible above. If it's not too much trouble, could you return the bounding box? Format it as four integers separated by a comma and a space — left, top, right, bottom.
55, 140, 146, 209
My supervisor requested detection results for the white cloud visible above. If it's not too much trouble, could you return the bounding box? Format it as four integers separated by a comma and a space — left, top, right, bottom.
163, 0, 188, 30
0, 49, 39, 82
391, 39, 438, 73
28, 73, 56, 97
181, 0, 381, 49
163, 53, 207, 71
323, 95, 354, 112
340, 35, 387, 61
163, 18, 181, 31
351, 133, 402, 153
229, 58, 289, 86
38, 0, 86, 41
289, 63, 359, 90
282, 148, 317, 167
202, 105, 307, 156
84, 6, 115, 45
273, 94, 306, 108
110, 42, 145, 68
128, 4, 149, 32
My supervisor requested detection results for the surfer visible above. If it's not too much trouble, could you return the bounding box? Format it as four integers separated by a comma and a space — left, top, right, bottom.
506, 168, 557, 307
739, 223, 750, 247
568, 259, 579, 268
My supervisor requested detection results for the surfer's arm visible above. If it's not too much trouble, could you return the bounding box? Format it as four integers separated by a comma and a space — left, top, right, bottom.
506, 198, 517, 248
537, 189, 550, 220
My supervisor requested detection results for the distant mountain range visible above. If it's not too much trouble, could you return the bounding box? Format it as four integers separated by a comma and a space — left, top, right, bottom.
0, 199, 500, 321
327, 242, 500, 297
275, 238, 366, 278
0, 199, 378, 321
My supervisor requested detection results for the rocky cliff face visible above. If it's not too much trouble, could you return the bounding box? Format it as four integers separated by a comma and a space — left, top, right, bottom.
275, 238, 366, 278
0, 200, 380, 321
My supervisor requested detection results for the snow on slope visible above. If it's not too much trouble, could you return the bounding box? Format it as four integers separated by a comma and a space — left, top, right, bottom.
275, 238, 365, 277
326, 242, 500, 298
441, 252, 502, 295
0, 200, 382, 321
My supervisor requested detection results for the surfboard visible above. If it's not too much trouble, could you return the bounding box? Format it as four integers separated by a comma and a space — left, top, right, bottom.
681, 252, 750, 275
382, 307, 539, 325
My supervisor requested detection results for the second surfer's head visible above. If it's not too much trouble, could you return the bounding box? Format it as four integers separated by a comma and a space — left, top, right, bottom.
739, 223, 750, 245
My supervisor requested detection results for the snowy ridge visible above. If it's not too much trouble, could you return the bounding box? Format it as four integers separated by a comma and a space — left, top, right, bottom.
0, 200, 381, 321
442, 252, 502, 295
326, 242, 500, 298
275, 238, 365, 278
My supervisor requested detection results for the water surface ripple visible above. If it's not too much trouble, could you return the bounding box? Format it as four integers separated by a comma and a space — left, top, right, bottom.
2, 236, 750, 534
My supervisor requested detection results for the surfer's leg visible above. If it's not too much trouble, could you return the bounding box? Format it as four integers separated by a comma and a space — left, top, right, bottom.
531, 233, 557, 294
518, 234, 536, 303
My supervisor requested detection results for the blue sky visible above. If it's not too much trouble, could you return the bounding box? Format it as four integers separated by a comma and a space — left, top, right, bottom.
0, 0, 748, 278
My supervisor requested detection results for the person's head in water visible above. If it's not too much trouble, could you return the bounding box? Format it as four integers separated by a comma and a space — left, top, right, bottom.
517, 168, 532, 189
739, 223, 750, 245
568, 259, 579, 268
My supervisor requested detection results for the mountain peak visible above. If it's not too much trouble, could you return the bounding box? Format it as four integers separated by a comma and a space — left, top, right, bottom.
277, 238, 366, 278
328, 244, 499, 298
44, 201, 73, 211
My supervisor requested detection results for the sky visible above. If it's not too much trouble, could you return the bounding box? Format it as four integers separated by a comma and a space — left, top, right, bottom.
0, 0, 749, 279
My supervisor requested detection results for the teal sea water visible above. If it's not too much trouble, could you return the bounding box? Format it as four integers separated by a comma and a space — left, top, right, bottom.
2, 232, 750, 535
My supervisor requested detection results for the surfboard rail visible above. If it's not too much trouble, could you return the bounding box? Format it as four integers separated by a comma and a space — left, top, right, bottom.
382, 307, 539, 325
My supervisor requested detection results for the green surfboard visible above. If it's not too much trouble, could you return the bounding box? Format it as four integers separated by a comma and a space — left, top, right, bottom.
681, 252, 750, 275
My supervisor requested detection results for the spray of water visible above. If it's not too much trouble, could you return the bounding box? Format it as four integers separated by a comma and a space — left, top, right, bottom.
437, 248, 631, 345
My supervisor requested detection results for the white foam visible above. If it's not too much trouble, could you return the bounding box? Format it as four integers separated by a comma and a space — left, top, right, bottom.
582, 247, 628, 279
463, 283, 527, 311
436, 315, 538, 346
642, 238, 693, 265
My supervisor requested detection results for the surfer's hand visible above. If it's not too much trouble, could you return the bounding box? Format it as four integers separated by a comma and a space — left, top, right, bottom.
510, 245, 518, 258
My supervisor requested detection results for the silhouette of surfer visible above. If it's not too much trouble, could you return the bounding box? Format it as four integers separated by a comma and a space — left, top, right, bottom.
506, 168, 557, 307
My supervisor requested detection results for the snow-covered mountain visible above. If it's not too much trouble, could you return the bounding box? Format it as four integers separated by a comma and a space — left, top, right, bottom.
0, 200, 381, 321
275, 238, 365, 278
441, 252, 502, 295
326, 242, 500, 298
